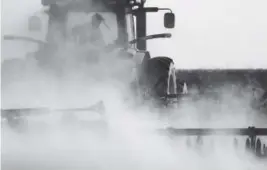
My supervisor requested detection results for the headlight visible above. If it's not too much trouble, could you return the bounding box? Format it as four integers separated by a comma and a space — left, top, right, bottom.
41, 0, 71, 5
28, 16, 42, 31
41, 0, 55, 6
141, 0, 146, 3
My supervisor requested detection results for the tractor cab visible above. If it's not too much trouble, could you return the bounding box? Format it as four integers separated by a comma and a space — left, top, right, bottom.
25, 0, 175, 51
28, 0, 178, 100
3, 0, 178, 103
40, 0, 131, 48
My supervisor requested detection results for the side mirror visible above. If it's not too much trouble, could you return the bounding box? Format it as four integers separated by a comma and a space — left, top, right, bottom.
28, 16, 42, 31
164, 12, 175, 29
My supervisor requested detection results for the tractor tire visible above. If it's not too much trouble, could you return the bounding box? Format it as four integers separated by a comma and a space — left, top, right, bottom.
140, 56, 175, 100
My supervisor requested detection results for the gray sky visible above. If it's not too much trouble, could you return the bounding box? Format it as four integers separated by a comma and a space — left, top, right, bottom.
146, 0, 267, 68
2, 0, 267, 68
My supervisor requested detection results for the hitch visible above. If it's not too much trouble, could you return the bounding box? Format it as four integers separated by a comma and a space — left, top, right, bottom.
161, 126, 267, 158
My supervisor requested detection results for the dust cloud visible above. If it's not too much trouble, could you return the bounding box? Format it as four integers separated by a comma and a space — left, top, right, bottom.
1, 0, 267, 170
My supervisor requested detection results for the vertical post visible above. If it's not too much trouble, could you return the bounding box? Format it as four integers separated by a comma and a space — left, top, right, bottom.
245, 137, 251, 151
255, 138, 262, 157
136, 5, 147, 50
263, 144, 267, 157
116, 5, 128, 46
233, 138, 238, 150
186, 137, 191, 148
46, 4, 67, 45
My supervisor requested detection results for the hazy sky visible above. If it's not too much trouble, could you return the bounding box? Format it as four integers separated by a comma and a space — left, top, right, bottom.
146, 0, 267, 68
2, 0, 267, 68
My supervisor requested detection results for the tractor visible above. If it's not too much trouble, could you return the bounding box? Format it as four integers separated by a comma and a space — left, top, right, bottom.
2, 0, 180, 129
3, 0, 180, 104
2, 0, 267, 157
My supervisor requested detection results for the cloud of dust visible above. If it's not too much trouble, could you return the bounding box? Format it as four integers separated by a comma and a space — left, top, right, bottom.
2, 86, 267, 170
1, 0, 267, 170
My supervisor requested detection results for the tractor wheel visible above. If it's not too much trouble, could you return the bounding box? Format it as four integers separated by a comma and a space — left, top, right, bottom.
140, 56, 176, 100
